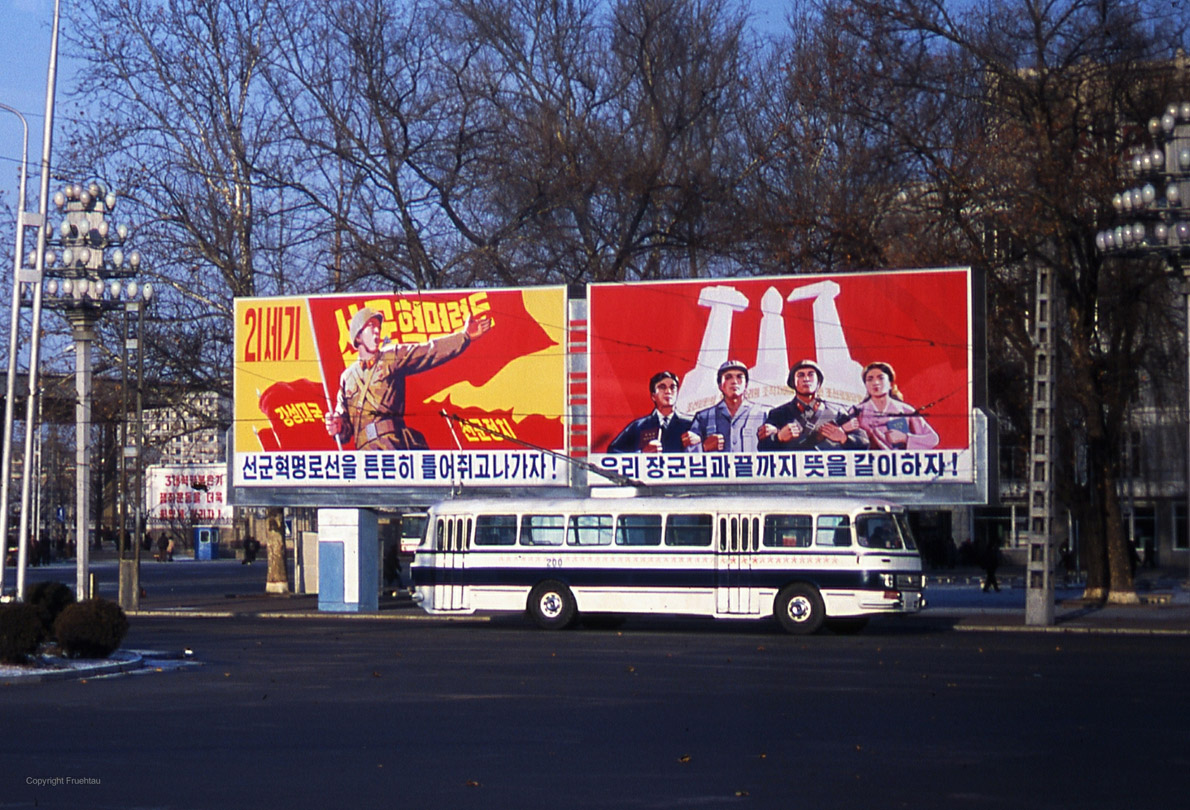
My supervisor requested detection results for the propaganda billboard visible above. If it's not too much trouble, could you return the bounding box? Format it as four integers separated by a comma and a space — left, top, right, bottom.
146, 464, 233, 528
588, 268, 974, 487
234, 286, 568, 489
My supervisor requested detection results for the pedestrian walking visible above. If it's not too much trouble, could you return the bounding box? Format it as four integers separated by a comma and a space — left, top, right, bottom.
980, 535, 1001, 593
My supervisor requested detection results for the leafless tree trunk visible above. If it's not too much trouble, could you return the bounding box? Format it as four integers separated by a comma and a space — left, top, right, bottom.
264, 506, 288, 593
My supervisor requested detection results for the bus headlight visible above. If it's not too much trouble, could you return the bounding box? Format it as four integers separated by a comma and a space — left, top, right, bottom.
880, 573, 923, 589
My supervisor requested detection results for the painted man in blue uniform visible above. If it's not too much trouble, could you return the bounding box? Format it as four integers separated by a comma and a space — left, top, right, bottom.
607, 371, 696, 453
689, 360, 766, 452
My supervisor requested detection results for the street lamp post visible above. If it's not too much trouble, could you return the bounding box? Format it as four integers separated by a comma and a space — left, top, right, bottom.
1097, 101, 1190, 580
0, 102, 32, 599
116, 283, 151, 608
9, 0, 63, 602
36, 181, 147, 605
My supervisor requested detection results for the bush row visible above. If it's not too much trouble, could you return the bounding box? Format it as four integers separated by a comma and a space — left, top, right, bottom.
0, 583, 128, 664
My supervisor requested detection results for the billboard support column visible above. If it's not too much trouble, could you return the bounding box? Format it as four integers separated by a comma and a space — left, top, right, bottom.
1026, 267, 1056, 626
568, 294, 588, 489
317, 508, 379, 613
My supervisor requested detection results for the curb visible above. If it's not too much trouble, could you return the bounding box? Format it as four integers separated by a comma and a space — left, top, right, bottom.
128, 608, 490, 623
953, 622, 1190, 637
1, 650, 144, 685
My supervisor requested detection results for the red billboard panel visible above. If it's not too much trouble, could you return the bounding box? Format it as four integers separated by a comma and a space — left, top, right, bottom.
588, 269, 973, 487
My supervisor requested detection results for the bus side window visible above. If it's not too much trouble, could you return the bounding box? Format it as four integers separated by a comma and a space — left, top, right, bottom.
520, 515, 565, 546
616, 515, 662, 546
665, 514, 713, 547
435, 518, 447, 549
474, 515, 517, 546
569, 515, 614, 546
763, 514, 812, 548
816, 515, 851, 547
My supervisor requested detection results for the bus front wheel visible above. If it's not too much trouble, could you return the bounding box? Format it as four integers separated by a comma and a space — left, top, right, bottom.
528, 581, 576, 630
775, 584, 825, 635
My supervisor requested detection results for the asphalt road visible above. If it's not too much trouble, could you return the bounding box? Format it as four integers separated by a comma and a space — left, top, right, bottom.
2, 590, 1187, 809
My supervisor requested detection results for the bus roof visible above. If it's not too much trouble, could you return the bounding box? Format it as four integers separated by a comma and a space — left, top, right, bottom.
425, 494, 900, 515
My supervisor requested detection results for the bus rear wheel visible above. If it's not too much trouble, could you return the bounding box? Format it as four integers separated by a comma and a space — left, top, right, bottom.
775, 583, 825, 635
528, 580, 576, 630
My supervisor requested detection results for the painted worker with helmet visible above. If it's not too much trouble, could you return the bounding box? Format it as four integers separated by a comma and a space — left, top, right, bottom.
757, 359, 868, 451
325, 305, 492, 450
688, 360, 766, 452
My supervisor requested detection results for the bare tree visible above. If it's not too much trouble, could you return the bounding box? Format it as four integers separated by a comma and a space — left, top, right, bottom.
739, 4, 917, 273
62, 0, 327, 589
62, 0, 324, 373
260, 0, 473, 291
443, 0, 758, 282
261, 0, 760, 289
790, 0, 1189, 602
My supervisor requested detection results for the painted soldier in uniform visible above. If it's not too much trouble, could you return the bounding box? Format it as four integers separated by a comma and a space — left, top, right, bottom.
325, 306, 492, 450
758, 359, 868, 451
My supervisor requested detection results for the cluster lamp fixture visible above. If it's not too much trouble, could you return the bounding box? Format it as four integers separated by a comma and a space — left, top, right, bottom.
1097, 102, 1190, 258
1098, 101, 1190, 585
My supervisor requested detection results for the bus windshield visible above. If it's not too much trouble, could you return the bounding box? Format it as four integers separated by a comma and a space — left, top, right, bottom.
855, 514, 905, 550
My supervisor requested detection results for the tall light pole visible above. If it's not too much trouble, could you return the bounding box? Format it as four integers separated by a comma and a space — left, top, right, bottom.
38, 181, 145, 607
0, 102, 32, 599
116, 281, 151, 609
1097, 101, 1190, 579
12, 0, 62, 601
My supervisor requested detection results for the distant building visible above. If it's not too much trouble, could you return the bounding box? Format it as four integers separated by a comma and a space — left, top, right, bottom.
144, 390, 230, 466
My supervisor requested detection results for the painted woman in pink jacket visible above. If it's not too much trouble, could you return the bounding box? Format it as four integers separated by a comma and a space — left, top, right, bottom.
842, 362, 939, 451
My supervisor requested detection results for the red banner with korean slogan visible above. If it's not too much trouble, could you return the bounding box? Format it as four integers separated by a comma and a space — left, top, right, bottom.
587, 268, 975, 487
234, 287, 568, 488
146, 464, 233, 527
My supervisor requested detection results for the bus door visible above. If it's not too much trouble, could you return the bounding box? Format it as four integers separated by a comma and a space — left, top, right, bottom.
716, 514, 760, 614
438, 516, 470, 611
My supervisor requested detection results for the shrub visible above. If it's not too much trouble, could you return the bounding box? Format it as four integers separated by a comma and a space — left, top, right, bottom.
0, 602, 46, 664
26, 581, 75, 637
53, 599, 129, 659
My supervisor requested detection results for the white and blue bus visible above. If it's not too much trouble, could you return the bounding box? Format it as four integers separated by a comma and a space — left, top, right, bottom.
410, 495, 925, 634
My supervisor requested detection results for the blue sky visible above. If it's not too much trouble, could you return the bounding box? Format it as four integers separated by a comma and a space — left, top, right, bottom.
0, 1, 794, 210
0, 0, 78, 211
